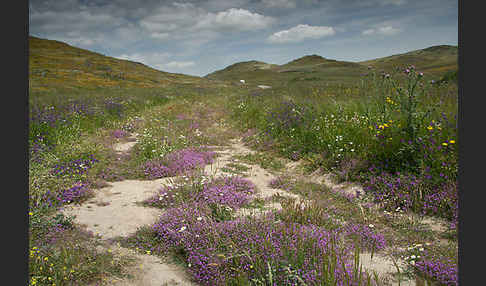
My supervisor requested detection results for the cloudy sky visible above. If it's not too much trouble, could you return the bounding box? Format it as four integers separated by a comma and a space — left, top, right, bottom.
29, 0, 458, 77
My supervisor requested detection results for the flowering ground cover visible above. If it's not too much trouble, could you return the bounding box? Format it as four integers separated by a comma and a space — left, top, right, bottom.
228, 66, 458, 285
134, 201, 378, 285
142, 148, 217, 179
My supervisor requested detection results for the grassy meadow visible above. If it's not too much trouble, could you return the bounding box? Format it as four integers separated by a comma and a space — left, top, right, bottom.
28, 36, 458, 286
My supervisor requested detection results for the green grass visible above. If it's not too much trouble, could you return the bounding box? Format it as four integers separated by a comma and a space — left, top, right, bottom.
221, 162, 251, 176
233, 152, 286, 172
29, 211, 134, 286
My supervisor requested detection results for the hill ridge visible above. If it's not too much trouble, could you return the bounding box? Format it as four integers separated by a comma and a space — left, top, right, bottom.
205, 44, 457, 85
29, 35, 210, 92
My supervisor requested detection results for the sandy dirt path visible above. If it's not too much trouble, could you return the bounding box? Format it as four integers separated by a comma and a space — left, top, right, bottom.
62, 136, 301, 286
63, 133, 434, 286
63, 134, 196, 286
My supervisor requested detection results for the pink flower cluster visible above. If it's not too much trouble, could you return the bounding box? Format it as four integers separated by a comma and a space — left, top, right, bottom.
143, 148, 217, 179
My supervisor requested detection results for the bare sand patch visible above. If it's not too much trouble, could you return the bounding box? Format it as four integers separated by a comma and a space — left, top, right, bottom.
113, 134, 138, 153
62, 178, 172, 240
359, 252, 416, 286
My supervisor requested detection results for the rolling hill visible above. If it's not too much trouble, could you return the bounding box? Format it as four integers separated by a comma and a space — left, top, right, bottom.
28, 36, 215, 93
360, 45, 458, 76
205, 55, 369, 87
205, 45, 458, 87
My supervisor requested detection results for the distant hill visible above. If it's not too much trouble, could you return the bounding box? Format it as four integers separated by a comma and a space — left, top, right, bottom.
280, 54, 328, 68
205, 45, 458, 87
360, 45, 458, 76
205, 54, 369, 87
28, 36, 211, 92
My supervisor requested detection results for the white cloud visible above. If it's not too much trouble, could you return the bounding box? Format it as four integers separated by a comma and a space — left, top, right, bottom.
117, 52, 171, 68
267, 24, 335, 43
139, 4, 274, 42
362, 29, 375, 35
116, 52, 195, 70
196, 8, 275, 31
377, 26, 400, 35
165, 61, 196, 68
262, 0, 297, 9
139, 3, 204, 37
362, 25, 401, 36
379, 0, 407, 5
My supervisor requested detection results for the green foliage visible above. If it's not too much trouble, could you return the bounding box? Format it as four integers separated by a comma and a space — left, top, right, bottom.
229, 66, 457, 178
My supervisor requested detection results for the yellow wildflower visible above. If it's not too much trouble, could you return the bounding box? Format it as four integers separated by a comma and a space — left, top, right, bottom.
442, 142, 448, 146
29, 212, 33, 216
450, 140, 455, 144
427, 126, 433, 130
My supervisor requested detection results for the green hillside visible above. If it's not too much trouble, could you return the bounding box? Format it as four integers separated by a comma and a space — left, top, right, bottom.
29, 36, 216, 93
360, 45, 458, 77
205, 55, 369, 88
205, 45, 458, 88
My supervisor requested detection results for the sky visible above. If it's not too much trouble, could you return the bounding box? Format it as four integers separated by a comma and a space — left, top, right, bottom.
29, 0, 458, 77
